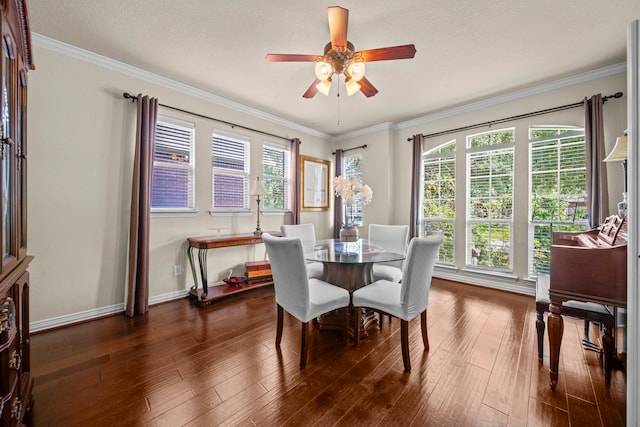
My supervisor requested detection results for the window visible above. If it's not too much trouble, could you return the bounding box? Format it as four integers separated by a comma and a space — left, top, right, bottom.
151, 116, 195, 211
528, 126, 587, 277
466, 128, 514, 271
422, 140, 456, 263
344, 154, 363, 225
212, 130, 250, 211
262, 142, 290, 211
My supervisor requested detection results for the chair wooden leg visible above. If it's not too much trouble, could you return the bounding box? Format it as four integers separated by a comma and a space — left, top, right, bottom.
300, 321, 309, 369
421, 311, 429, 351
379, 312, 384, 330
354, 308, 361, 346
276, 304, 284, 347
401, 319, 411, 372
342, 308, 349, 346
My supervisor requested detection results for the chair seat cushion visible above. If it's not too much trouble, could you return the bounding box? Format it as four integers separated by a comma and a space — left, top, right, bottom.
372, 264, 402, 283
305, 279, 350, 322
352, 280, 412, 321
306, 261, 324, 280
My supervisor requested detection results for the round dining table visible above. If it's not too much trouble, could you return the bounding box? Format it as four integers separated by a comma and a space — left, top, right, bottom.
305, 238, 405, 336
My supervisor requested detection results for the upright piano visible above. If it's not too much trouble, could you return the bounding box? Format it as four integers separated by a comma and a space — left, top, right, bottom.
548, 215, 627, 388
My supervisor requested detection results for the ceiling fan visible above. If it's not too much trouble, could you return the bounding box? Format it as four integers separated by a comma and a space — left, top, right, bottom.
265, 6, 416, 98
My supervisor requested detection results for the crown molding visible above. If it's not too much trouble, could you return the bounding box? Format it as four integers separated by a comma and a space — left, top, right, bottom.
32, 33, 332, 140
396, 62, 627, 130
33, 33, 626, 143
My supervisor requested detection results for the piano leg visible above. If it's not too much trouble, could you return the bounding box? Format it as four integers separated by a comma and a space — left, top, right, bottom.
602, 326, 614, 385
548, 302, 564, 390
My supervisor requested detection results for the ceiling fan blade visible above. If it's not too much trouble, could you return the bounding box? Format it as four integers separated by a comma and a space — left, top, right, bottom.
328, 6, 349, 51
266, 53, 320, 62
355, 44, 417, 62
358, 77, 378, 98
303, 79, 321, 98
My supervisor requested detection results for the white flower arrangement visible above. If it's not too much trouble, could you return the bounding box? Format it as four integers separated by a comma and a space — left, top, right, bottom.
333, 175, 373, 227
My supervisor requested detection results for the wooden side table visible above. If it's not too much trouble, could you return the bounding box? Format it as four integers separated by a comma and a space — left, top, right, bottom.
187, 232, 280, 307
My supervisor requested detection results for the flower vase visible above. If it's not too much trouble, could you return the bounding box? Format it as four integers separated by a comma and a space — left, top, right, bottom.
340, 226, 359, 242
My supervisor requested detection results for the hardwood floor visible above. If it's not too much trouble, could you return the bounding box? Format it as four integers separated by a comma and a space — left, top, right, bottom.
27, 279, 626, 426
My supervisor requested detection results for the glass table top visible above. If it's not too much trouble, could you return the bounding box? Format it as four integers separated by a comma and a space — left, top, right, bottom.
305, 239, 405, 264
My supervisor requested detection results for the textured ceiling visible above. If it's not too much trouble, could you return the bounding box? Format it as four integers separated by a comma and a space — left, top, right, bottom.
27, 0, 640, 136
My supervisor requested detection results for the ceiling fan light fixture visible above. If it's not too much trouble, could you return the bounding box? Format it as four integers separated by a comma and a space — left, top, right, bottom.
314, 61, 333, 81
347, 62, 365, 81
316, 78, 332, 96
345, 77, 361, 96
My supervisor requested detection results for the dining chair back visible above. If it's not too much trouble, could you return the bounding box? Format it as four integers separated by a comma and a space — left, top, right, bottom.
262, 233, 350, 368
368, 224, 410, 282
280, 223, 323, 279
352, 233, 443, 372
281, 223, 317, 254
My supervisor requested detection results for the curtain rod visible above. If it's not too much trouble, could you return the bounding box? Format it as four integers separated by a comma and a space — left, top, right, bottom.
332, 144, 367, 155
122, 92, 293, 142
406, 91, 624, 141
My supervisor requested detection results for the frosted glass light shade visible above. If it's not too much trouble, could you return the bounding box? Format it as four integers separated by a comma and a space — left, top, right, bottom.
347, 62, 365, 81
316, 79, 332, 96
345, 78, 361, 96
314, 62, 333, 81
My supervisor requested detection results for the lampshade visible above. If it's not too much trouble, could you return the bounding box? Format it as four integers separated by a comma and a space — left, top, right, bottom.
347, 62, 365, 82
249, 177, 267, 196
316, 78, 332, 96
603, 134, 628, 162
314, 61, 333, 81
345, 77, 361, 96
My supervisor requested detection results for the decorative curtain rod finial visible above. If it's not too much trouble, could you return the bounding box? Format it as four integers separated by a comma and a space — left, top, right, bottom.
122, 92, 137, 102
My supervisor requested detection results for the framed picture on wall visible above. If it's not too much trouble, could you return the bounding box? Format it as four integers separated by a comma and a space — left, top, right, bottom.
300, 155, 330, 211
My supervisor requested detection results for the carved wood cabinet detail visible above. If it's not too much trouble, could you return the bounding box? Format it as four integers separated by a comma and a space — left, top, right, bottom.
0, 0, 34, 424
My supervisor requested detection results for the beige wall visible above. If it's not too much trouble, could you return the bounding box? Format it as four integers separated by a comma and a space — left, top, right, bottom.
27, 46, 334, 327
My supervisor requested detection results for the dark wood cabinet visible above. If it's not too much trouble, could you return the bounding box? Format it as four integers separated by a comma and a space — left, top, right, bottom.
0, 0, 33, 425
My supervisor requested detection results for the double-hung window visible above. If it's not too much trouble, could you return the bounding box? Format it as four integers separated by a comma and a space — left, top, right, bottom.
151, 116, 195, 211
262, 142, 290, 211
528, 126, 587, 277
211, 130, 250, 211
466, 128, 514, 271
344, 154, 363, 225
422, 140, 456, 263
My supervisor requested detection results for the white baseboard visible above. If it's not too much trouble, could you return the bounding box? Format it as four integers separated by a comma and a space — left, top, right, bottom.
30, 289, 191, 333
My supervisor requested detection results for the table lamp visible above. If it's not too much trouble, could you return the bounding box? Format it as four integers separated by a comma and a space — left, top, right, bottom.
250, 177, 268, 235
603, 131, 628, 217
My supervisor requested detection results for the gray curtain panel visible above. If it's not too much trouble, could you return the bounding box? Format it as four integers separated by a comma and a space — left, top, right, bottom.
290, 138, 301, 225
409, 134, 423, 238
334, 149, 344, 238
126, 94, 158, 317
584, 94, 609, 228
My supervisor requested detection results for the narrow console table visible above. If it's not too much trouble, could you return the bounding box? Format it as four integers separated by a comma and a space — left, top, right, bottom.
187, 232, 280, 307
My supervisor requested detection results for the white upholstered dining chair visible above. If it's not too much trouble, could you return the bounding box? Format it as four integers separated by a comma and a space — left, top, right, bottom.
262, 233, 350, 369
352, 233, 443, 372
368, 224, 410, 283
281, 224, 324, 279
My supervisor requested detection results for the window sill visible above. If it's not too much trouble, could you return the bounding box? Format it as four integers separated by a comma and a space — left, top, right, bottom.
209, 210, 252, 217
461, 267, 518, 282
151, 209, 199, 218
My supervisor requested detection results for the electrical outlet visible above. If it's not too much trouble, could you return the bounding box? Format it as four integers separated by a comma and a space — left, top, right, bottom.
173, 265, 182, 276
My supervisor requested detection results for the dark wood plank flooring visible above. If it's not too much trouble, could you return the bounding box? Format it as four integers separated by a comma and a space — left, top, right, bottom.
27, 279, 626, 426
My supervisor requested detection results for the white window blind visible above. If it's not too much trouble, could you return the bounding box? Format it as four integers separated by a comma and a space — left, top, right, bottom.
151, 116, 195, 211
528, 126, 587, 277
212, 130, 250, 211
422, 139, 456, 263
262, 142, 290, 211
466, 128, 514, 271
